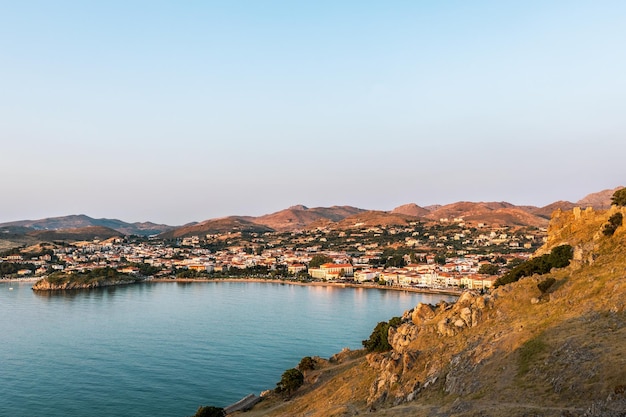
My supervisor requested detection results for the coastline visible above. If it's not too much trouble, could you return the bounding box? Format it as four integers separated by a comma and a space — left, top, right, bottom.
1, 277, 40, 283
3, 275, 461, 297
148, 277, 462, 297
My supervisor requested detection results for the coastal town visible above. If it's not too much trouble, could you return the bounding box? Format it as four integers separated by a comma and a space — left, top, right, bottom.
1, 219, 546, 292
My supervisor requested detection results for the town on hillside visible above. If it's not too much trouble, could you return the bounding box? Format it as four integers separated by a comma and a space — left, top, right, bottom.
1, 218, 547, 292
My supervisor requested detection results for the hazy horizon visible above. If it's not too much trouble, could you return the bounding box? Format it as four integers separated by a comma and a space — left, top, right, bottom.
0, 185, 619, 227
2, 1, 625, 225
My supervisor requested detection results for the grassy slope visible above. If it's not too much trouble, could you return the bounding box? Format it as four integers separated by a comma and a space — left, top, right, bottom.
240, 207, 626, 417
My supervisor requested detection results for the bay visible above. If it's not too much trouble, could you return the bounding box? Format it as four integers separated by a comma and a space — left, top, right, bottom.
0, 280, 455, 417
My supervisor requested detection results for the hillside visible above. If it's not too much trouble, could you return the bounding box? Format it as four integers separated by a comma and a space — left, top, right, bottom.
576, 186, 624, 210
331, 210, 422, 229
391, 203, 431, 217
241, 206, 626, 417
159, 216, 274, 239
251, 205, 365, 231
0, 214, 174, 236
531, 200, 577, 219
424, 201, 549, 227
28, 226, 122, 242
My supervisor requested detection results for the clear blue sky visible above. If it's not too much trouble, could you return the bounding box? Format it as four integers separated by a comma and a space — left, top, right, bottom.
1, 1, 625, 225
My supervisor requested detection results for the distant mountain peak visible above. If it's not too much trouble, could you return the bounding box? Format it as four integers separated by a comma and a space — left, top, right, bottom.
391, 203, 430, 217
288, 205, 309, 211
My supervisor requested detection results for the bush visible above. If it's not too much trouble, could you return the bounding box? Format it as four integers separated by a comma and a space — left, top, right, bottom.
478, 263, 499, 275
362, 317, 402, 352
603, 212, 623, 237
275, 368, 304, 395
494, 245, 573, 288
537, 277, 556, 294
298, 356, 315, 372
611, 188, 626, 207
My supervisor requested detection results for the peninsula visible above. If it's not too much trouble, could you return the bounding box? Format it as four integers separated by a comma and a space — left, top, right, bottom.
32, 267, 144, 291
233, 204, 626, 417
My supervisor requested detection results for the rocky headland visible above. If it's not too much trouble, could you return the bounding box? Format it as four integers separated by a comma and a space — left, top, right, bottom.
32, 268, 143, 291
239, 206, 626, 417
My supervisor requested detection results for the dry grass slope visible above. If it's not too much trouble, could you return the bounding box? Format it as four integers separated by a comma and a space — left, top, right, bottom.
240, 207, 626, 417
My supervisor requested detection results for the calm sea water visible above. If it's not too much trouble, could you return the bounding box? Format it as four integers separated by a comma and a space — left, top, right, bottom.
1, 280, 455, 417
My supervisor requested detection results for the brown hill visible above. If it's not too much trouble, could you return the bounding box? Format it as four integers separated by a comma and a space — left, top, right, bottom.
159, 216, 273, 239
332, 210, 422, 229
531, 200, 577, 219
28, 226, 122, 242
251, 205, 365, 232
576, 186, 624, 210
391, 203, 430, 217
0, 214, 174, 236
425, 201, 549, 227
243, 206, 626, 417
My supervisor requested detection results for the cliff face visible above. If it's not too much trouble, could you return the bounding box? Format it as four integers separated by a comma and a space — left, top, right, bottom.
247, 207, 626, 417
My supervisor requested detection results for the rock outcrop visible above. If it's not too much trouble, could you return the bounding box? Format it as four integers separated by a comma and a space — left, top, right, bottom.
243, 206, 626, 417
32, 276, 142, 291
366, 291, 491, 407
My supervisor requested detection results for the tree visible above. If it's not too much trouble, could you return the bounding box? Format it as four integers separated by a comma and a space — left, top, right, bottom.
276, 368, 304, 395
611, 188, 626, 206
603, 212, 623, 236
478, 263, 499, 275
434, 253, 447, 265
362, 317, 402, 352
494, 245, 573, 288
547, 244, 573, 268
385, 254, 406, 268
308, 254, 333, 269
298, 356, 315, 372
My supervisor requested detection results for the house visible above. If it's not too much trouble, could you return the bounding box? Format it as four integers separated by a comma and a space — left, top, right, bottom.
288, 264, 307, 275
354, 269, 381, 282
309, 263, 354, 280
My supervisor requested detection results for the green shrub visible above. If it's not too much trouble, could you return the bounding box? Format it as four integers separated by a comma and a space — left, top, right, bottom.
362, 316, 402, 352
611, 188, 626, 206
478, 263, 499, 275
275, 368, 304, 395
537, 277, 556, 294
494, 245, 573, 288
603, 212, 623, 237
298, 356, 315, 372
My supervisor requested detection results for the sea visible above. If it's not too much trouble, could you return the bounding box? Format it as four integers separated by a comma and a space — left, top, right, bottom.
0, 280, 456, 417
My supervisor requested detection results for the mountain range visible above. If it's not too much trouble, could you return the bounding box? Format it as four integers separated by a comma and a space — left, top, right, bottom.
240, 194, 626, 417
0, 187, 621, 241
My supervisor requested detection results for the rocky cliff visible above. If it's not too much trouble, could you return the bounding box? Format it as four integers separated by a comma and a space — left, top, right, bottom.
242, 206, 626, 417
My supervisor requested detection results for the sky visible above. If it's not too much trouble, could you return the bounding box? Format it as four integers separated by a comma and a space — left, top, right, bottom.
1, 1, 625, 225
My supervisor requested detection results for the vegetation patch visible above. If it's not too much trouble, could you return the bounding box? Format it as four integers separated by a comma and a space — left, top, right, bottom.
494, 245, 573, 287
517, 337, 547, 376
602, 212, 623, 237
275, 368, 305, 396
611, 188, 626, 206
46, 267, 139, 285
362, 316, 402, 352
537, 277, 557, 294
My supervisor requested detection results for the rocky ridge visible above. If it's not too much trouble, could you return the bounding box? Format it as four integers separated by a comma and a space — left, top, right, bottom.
243, 205, 626, 417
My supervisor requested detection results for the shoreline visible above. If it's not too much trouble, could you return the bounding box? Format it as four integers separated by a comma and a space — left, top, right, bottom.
1, 277, 40, 283
148, 277, 462, 297
3, 275, 462, 297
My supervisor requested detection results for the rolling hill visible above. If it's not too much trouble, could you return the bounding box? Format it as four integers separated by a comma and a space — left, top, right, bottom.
0, 214, 174, 236
241, 205, 626, 417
